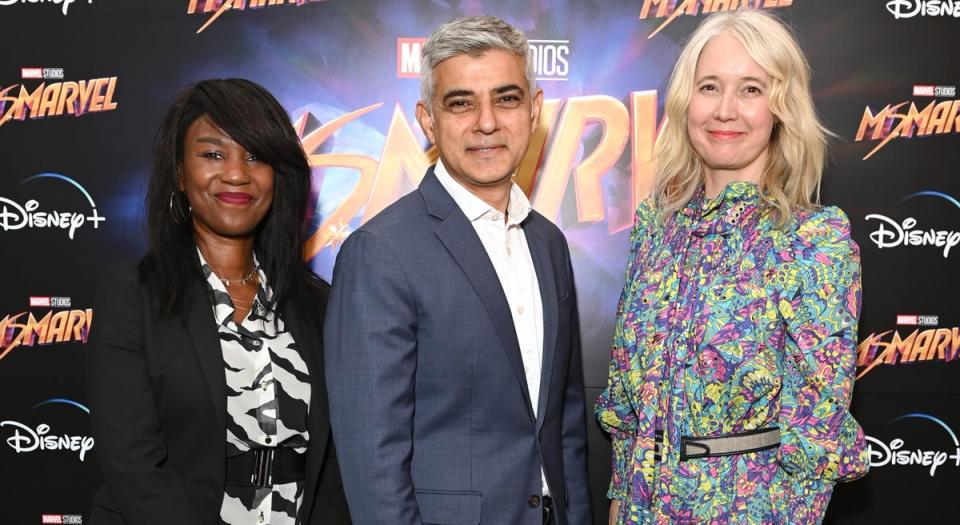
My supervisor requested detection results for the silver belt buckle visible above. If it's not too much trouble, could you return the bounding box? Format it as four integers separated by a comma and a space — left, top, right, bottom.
250, 448, 275, 487
680, 427, 780, 461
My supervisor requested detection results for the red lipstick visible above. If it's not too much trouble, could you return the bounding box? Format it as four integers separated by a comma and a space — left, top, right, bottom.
215, 192, 254, 205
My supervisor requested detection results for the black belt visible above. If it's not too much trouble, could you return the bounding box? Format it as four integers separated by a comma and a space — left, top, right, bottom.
679, 427, 780, 461
225, 447, 306, 487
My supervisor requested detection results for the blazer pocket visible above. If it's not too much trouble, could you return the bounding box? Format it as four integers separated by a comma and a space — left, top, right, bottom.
415, 489, 482, 525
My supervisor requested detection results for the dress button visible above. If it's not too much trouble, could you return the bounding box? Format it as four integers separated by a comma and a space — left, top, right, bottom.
517, 305, 525, 315
528, 495, 541, 508
265, 437, 272, 444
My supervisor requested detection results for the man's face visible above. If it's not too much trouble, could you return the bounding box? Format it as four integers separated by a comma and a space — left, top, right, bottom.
416, 49, 543, 193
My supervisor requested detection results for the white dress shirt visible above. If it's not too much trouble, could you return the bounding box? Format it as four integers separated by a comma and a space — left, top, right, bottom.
434, 160, 550, 495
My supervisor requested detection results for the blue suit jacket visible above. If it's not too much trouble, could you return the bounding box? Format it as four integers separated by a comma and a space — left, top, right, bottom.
325, 168, 591, 524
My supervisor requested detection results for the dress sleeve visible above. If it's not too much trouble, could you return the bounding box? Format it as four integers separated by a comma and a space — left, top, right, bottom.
594, 200, 656, 500
776, 206, 869, 484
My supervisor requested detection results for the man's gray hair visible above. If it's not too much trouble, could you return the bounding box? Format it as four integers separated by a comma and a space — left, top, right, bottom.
420, 15, 537, 109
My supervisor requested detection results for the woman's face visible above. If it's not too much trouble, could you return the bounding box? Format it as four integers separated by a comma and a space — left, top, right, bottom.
687, 33, 775, 185
178, 115, 274, 240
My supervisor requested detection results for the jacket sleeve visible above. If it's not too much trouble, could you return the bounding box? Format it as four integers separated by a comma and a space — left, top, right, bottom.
324, 231, 423, 525
775, 207, 869, 525
86, 266, 204, 525
559, 237, 593, 524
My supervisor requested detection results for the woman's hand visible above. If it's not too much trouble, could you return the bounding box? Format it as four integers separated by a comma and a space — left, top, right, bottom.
609, 499, 621, 525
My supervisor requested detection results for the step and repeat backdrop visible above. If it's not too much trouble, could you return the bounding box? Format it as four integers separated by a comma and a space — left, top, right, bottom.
1, 1, 958, 523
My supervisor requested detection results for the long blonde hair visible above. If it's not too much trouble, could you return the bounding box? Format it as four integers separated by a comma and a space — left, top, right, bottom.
652, 10, 830, 225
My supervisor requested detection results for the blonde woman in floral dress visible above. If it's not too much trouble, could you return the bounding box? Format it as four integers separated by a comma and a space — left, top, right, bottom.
595, 11, 869, 525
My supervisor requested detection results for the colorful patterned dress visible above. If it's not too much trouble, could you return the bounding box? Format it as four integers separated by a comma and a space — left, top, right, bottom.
595, 182, 869, 525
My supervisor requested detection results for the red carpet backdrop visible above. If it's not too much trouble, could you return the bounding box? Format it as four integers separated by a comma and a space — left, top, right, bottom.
1, 1, 958, 523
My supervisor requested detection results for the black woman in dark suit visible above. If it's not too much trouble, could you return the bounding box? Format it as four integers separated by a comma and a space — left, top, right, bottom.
87, 79, 350, 525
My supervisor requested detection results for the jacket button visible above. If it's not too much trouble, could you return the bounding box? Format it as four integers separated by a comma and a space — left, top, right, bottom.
528, 495, 541, 508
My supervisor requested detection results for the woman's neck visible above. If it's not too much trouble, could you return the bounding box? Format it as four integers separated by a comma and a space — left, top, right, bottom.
703, 169, 762, 199
195, 232, 255, 279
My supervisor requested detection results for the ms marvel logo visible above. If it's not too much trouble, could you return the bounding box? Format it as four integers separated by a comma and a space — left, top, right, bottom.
638, 0, 795, 38
855, 95, 960, 160
856, 326, 960, 380
187, 0, 328, 33
0, 307, 93, 361
0, 77, 118, 127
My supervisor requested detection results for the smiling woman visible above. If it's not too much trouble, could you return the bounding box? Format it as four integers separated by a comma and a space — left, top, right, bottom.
86, 79, 351, 525
653, 9, 831, 226
686, 33, 776, 198
179, 115, 275, 252
596, 10, 869, 525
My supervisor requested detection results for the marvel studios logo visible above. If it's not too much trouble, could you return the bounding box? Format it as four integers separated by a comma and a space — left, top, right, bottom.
396, 38, 571, 81
41, 515, 83, 524
396, 37, 428, 78
896, 314, 939, 326
21, 67, 65, 80
29, 296, 72, 308
528, 40, 570, 82
913, 84, 956, 97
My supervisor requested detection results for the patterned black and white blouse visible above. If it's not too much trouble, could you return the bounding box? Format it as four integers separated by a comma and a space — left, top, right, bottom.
198, 251, 311, 525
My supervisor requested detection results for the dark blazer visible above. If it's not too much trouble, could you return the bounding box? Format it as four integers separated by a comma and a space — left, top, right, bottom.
86, 261, 350, 525
325, 168, 591, 525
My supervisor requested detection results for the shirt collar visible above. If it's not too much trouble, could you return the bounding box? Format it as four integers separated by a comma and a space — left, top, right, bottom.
197, 247, 270, 326
434, 159, 532, 226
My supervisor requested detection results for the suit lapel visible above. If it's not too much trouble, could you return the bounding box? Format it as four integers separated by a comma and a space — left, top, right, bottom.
283, 300, 328, 516
524, 217, 559, 430
185, 281, 227, 431
422, 170, 535, 420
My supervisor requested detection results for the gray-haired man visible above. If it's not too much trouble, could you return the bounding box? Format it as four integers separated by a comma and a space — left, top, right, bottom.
325, 16, 591, 524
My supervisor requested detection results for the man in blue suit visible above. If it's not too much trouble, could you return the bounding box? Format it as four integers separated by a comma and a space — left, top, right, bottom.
325, 15, 591, 524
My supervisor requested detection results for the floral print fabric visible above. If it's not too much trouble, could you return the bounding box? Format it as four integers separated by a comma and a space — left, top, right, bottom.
595, 182, 868, 525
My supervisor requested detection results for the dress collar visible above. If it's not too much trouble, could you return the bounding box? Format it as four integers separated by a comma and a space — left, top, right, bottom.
680, 182, 762, 236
